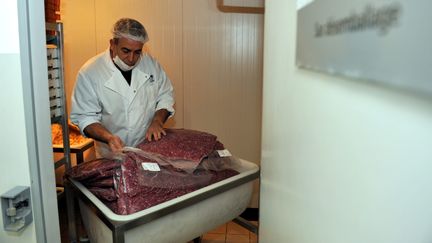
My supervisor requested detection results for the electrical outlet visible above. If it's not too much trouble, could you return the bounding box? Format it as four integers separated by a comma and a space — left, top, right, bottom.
1, 186, 32, 232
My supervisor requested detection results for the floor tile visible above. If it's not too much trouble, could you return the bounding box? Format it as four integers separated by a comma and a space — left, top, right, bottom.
201, 233, 226, 243
207, 223, 227, 234
249, 232, 258, 243
227, 221, 250, 235
226, 234, 249, 243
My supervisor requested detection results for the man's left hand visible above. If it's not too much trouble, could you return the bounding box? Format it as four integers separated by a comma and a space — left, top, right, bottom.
145, 119, 166, 141
145, 109, 170, 141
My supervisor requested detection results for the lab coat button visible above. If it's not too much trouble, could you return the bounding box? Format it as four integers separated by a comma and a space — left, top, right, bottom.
134, 90, 136, 93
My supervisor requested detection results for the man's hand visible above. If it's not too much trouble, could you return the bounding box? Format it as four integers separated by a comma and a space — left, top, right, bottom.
107, 135, 125, 153
145, 119, 166, 141
84, 123, 125, 152
145, 109, 170, 141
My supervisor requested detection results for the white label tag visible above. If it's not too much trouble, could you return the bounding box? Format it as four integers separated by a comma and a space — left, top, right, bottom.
217, 149, 232, 157
141, 162, 160, 171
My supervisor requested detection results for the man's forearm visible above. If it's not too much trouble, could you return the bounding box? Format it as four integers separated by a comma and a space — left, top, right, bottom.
83, 123, 115, 144
152, 109, 170, 125
84, 123, 124, 152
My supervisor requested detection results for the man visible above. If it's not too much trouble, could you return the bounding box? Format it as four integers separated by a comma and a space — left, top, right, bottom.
71, 18, 175, 157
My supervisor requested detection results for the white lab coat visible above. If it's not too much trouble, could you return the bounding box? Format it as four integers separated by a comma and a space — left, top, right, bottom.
70, 49, 175, 157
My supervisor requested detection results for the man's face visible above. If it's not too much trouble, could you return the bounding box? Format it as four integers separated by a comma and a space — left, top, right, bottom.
110, 37, 144, 66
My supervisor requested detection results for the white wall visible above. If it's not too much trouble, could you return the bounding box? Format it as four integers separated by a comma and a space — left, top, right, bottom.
1, 1, 61, 242
260, 1, 432, 243
0, 1, 36, 242
0, 46, 38, 243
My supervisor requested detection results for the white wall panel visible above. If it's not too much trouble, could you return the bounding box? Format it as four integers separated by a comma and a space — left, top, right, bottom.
183, 0, 263, 164
1, 1, 55, 242
260, 1, 432, 242
61, 0, 97, 114
0, 55, 37, 243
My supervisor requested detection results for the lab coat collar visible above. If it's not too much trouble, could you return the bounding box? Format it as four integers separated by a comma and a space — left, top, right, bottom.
131, 68, 151, 91
103, 49, 152, 100
104, 70, 130, 99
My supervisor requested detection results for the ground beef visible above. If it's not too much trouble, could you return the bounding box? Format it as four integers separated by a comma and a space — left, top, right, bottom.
113, 154, 239, 215
66, 129, 240, 215
83, 176, 115, 188
66, 158, 120, 181
137, 128, 218, 163
88, 187, 117, 202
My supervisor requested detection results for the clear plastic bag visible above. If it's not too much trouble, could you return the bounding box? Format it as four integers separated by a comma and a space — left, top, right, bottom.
112, 148, 240, 214
135, 128, 220, 173
66, 129, 242, 215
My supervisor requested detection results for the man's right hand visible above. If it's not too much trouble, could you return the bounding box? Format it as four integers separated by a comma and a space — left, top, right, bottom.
107, 135, 125, 153
84, 123, 125, 153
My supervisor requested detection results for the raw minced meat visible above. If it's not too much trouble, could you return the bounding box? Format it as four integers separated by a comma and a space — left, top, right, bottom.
66, 129, 239, 215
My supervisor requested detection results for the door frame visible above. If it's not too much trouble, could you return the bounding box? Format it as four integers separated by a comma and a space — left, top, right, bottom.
18, 0, 61, 242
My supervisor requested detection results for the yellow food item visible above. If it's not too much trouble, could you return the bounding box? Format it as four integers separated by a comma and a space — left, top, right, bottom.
51, 123, 89, 146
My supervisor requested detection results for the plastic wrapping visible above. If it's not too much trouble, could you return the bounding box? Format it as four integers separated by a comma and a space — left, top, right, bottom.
119, 148, 239, 188
66, 129, 241, 215
65, 157, 121, 181
136, 129, 219, 173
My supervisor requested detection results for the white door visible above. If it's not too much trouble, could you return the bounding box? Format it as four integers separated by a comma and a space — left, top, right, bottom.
260, 1, 432, 243
0, 0, 61, 242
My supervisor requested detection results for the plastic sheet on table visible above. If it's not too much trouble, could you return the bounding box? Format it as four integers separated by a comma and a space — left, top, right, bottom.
112, 149, 240, 215
65, 128, 242, 215
135, 128, 220, 173
65, 157, 121, 181
117, 149, 213, 194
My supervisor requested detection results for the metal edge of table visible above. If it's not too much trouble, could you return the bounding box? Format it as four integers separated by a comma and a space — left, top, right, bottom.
66, 169, 260, 238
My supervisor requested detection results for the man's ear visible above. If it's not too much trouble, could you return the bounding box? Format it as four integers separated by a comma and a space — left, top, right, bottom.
109, 39, 116, 54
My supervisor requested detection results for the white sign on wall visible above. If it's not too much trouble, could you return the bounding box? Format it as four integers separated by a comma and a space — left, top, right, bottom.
296, 0, 432, 95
